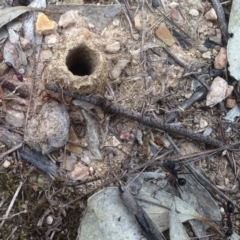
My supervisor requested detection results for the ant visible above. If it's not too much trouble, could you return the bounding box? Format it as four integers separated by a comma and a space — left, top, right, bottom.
222, 201, 235, 237
162, 161, 186, 187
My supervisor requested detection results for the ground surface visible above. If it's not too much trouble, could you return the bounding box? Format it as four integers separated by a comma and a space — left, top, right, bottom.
0, 0, 240, 239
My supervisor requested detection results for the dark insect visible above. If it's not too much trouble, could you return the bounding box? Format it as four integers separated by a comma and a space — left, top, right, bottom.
223, 201, 235, 237
162, 161, 186, 186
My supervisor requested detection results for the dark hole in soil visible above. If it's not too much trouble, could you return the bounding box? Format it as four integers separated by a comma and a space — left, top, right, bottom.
66, 44, 98, 76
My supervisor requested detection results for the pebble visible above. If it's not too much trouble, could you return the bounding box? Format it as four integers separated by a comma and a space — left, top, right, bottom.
36, 13, 55, 35
112, 19, 120, 27
198, 45, 208, 53
214, 47, 227, 69
58, 10, 78, 28
169, 2, 179, 8
189, 9, 199, 17
45, 34, 58, 48
199, 117, 208, 128
205, 8, 217, 21
209, 36, 222, 45
20, 37, 31, 50
203, 127, 213, 136
40, 49, 53, 62
202, 51, 211, 59
225, 98, 237, 109
105, 41, 121, 53
0, 62, 8, 76
46, 215, 53, 225
3, 160, 11, 168
5, 110, 25, 128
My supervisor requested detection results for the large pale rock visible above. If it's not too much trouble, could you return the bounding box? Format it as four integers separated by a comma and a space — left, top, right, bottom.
24, 101, 70, 154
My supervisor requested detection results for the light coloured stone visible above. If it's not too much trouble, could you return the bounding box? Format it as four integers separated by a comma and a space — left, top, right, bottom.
20, 37, 31, 50
5, 110, 25, 128
112, 19, 120, 27
205, 8, 217, 21
189, 9, 199, 17
40, 49, 53, 62
169, 2, 179, 8
225, 98, 237, 108
214, 47, 227, 69
88, 23, 95, 29
105, 41, 121, 53
36, 13, 55, 35
199, 118, 208, 128
202, 51, 211, 59
206, 77, 233, 107
45, 34, 58, 48
58, 10, 78, 28
3, 160, 11, 168
46, 215, 53, 225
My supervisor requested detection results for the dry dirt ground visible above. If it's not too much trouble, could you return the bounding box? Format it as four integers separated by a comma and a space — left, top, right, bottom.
0, 0, 240, 239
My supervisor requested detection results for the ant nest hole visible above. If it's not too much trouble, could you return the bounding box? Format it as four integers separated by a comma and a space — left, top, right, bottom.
45, 38, 107, 95
66, 44, 99, 77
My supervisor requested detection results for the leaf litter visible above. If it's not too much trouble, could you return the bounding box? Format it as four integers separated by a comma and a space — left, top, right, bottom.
1, 0, 240, 239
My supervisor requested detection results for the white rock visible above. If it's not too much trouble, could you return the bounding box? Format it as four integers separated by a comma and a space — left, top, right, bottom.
206, 77, 233, 107
88, 23, 95, 29
3, 160, 11, 168
45, 34, 58, 48
189, 9, 199, 17
40, 49, 53, 62
199, 117, 208, 128
169, 2, 179, 8
46, 215, 53, 225
58, 10, 78, 28
205, 8, 217, 21
5, 110, 25, 127
112, 19, 120, 27
105, 41, 121, 53
202, 51, 211, 59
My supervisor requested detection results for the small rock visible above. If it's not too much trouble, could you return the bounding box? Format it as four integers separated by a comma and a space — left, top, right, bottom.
193, 116, 199, 124
109, 58, 129, 80
105, 41, 121, 53
214, 47, 227, 69
198, 45, 208, 52
199, 117, 208, 128
20, 37, 31, 50
0, 62, 8, 76
170, 10, 184, 26
189, 9, 199, 17
134, 13, 143, 31
40, 49, 53, 62
3, 160, 11, 168
46, 215, 53, 225
202, 51, 211, 59
169, 2, 179, 8
24, 101, 70, 154
205, 8, 217, 21
206, 77, 233, 107
88, 23, 95, 29
68, 162, 89, 181
112, 19, 120, 27
209, 36, 222, 45
155, 22, 175, 46
45, 34, 58, 48
36, 13, 55, 35
5, 110, 25, 127
225, 98, 237, 109
203, 127, 213, 136
58, 10, 78, 28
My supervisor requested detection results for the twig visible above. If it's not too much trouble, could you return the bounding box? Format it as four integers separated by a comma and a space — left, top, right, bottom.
0, 143, 23, 160
46, 83, 224, 148
0, 181, 24, 229
210, 0, 228, 46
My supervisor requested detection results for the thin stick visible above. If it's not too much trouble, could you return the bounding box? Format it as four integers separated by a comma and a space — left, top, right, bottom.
46, 83, 224, 148
0, 181, 24, 229
0, 143, 23, 160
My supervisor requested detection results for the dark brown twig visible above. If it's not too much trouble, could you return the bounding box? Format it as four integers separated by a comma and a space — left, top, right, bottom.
46, 83, 224, 148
